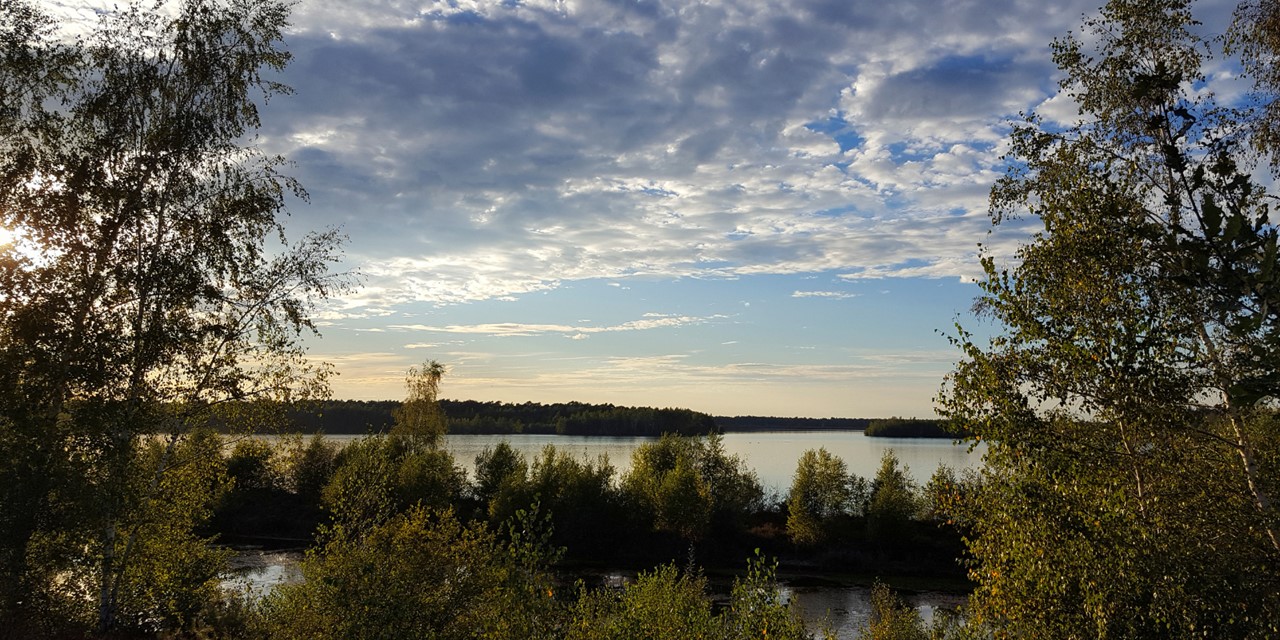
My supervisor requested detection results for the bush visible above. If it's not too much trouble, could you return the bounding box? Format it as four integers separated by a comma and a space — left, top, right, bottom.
262, 506, 563, 640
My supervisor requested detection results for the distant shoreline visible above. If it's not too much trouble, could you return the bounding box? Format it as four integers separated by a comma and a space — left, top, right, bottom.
208, 399, 959, 437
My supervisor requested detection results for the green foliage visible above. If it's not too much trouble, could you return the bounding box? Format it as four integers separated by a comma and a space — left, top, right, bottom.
321, 436, 464, 535
0, 0, 343, 632
858, 581, 977, 640
919, 465, 969, 525
284, 399, 721, 436
262, 506, 564, 640
528, 446, 618, 542
397, 447, 466, 509
786, 448, 858, 546
567, 554, 815, 640
391, 361, 447, 451
721, 553, 815, 640
474, 441, 528, 506
621, 434, 764, 542
225, 438, 281, 494
482, 444, 622, 555
568, 565, 719, 639
941, 0, 1280, 635
320, 437, 401, 533
111, 431, 232, 634
714, 416, 871, 431
279, 433, 339, 503
867, 451, 920, 546
859, 582, 928, 640
1228, 0, 1280, 168
20, 429, 232, 635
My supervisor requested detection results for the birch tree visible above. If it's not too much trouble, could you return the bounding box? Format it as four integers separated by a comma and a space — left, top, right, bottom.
941, 0, 1280, 635
0, 0, 345, 633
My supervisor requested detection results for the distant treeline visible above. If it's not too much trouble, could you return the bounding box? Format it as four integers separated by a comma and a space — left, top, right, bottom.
225, 401, 942, 437
278, 399, 718, 437
712, 416, 870, 431
864, 417, 953, 438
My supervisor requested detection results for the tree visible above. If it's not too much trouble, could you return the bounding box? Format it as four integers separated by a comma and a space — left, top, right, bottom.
263, 506, 565, 640
225, 438, 282, 494
391, 360, 447, 451
858, 582, 928, 640
698, 433, 767, 531
719, 553, 816, 640
321, 436, 464, 538
474, 440, 528, 508
566, 554, 818, 640
567, 565, 719, 640
940, 0, 1280, 634
0, 0, 344, 632
279, 433, 339, 505
620, 434, 763, 543
526, 446, 619, 550
866, 451, 919, 546
1230, 0, 1280, 165
786, 448, 856, 546
104, 430, 230, 634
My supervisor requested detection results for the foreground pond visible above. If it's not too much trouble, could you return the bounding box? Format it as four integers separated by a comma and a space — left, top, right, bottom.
226, 551, 964, 640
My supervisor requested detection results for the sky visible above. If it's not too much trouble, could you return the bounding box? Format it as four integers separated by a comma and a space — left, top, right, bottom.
48, 0, 1244, 418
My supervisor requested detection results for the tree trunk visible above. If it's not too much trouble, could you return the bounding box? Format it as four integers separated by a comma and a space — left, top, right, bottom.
1227, 412, 1280, 554
97, 523, 116, 634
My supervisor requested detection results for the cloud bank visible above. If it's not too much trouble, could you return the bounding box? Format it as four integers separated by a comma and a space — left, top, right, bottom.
245, 0, 1105, 307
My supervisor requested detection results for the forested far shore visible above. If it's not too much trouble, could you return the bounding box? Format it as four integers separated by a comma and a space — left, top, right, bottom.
208, 399, 887, 436
272, 399, 719, 436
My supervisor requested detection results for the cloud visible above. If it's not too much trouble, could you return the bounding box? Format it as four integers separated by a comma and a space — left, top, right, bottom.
45, 0, 1130, 314
236, 0, 1120, 308
388, 314, 710, 337
792, 290, 858, 299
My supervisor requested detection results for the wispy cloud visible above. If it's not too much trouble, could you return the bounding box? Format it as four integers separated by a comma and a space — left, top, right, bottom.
389, 315, 712, 338
792, 291, 858, 299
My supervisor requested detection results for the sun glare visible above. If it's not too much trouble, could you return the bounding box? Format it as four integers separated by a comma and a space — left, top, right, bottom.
0, 222, 50, 265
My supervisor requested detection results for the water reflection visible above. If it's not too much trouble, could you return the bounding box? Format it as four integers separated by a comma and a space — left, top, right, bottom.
784, 585, 965, 639
224, 550, 304, 598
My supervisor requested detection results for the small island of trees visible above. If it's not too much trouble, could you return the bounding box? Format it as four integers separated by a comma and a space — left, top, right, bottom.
863, 418, 953, 438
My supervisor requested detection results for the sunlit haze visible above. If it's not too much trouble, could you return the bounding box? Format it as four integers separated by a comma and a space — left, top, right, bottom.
46, 0, 1247, 417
